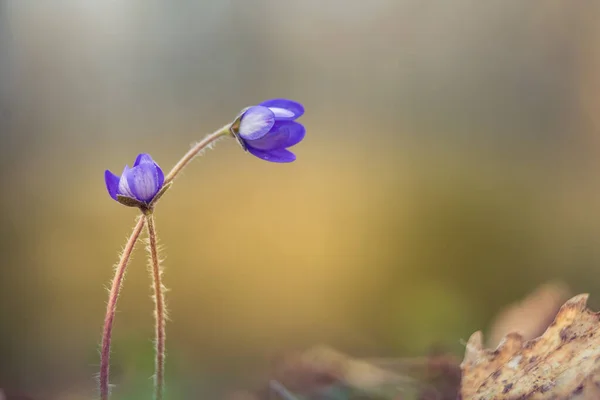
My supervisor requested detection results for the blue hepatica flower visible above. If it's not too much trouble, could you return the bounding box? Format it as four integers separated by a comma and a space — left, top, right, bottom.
234, 99, 305, 163
105, 153, 165, 205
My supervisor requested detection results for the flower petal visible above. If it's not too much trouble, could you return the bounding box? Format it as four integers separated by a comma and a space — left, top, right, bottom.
104, 170, 120, 200
259, 99, 304, 120
126, 163, 161, 202
245, 121, 305, 151
156, 163, 165, 189
134, 153, 164, 193
238, 106, 275, 140
247, 147, 297, 163
117, 166, 135, 198
134, 153, 155, 166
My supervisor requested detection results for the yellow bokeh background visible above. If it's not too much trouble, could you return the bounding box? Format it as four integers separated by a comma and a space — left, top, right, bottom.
1, 1, 599, 398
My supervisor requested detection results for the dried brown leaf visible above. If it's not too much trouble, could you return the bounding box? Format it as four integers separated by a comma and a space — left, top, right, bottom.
488, 282, 571, 348
461, 294, 600, 399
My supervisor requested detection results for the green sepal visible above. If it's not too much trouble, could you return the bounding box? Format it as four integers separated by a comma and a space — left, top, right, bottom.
149, 182, 173, 207
116, 195, 146, 208
229, 108, 249, 152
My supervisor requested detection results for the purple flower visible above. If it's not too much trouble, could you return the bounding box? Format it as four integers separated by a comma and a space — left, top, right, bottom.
105, 153, 165, 205
233, 99, 305, 163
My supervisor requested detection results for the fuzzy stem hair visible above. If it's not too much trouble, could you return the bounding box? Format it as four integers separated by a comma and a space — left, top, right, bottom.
145, 212, 166, 400
100, 216, 145, 400
163, 124, 230, 185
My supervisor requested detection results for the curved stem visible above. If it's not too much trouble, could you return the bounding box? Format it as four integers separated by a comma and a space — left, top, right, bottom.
100, 216, 146, 400
164, 124, 231, 185
145, 212, 166, 400
100, 123, 231, 398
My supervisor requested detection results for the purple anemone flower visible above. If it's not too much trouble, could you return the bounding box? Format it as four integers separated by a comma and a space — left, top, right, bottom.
105, 153, 165, 204
233, 99, 305, 163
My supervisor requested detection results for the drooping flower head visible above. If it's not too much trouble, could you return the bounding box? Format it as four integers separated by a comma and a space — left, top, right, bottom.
231, 99, 305, 163
105, 153, 164, 206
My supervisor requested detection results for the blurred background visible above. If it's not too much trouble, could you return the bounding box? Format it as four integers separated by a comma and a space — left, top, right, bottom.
1, 0, 600, 398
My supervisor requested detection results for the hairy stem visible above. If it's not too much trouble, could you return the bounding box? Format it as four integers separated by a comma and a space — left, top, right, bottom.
145, 212, 166, 400
164, 124, 231, 185
99, 122, 231, 398
100, 216, 146, 400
